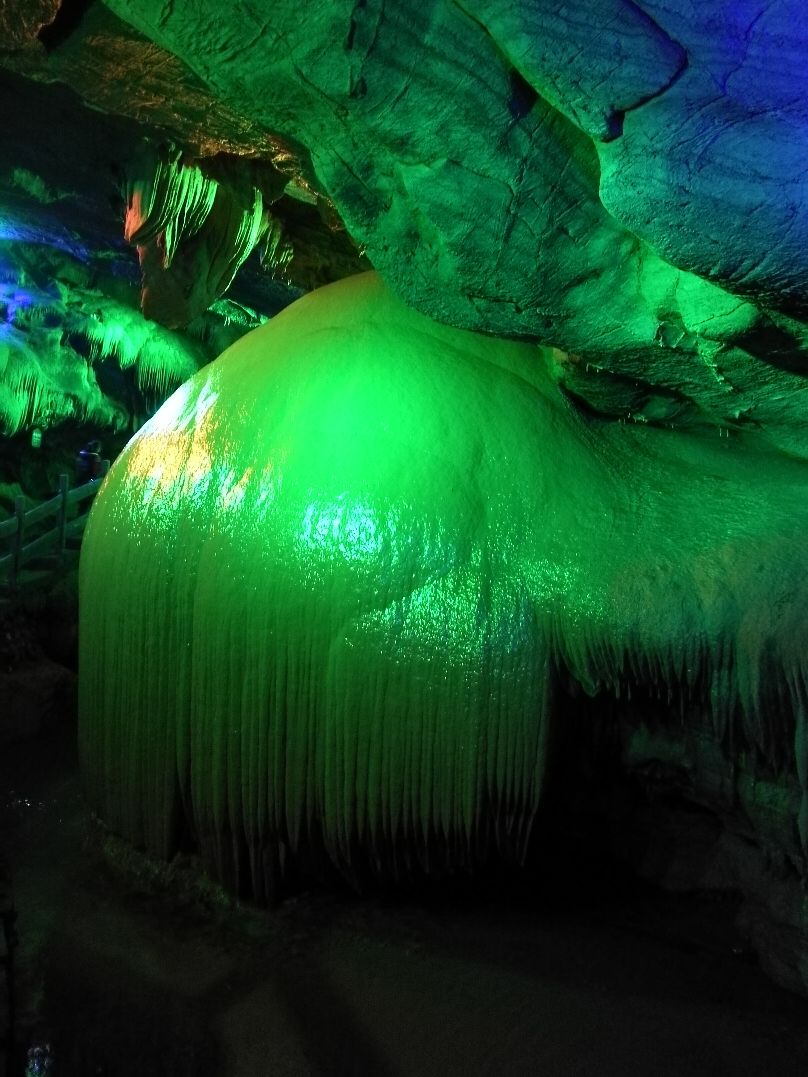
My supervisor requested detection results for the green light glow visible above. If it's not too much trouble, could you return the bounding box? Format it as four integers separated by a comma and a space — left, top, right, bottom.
300, 497, 388, 561
79, 272, 808, 894
0, 249, 203, 435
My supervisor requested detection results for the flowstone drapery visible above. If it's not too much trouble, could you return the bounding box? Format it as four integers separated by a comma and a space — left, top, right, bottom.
79, 273, 808, 899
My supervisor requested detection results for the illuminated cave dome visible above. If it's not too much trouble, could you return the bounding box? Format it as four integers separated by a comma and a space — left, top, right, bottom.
79, 272, 808, 900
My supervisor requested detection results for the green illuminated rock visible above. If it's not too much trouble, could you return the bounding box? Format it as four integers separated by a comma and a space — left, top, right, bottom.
80, 272, 808, 897
104, 0, 808, 458
0, 245, 202, 436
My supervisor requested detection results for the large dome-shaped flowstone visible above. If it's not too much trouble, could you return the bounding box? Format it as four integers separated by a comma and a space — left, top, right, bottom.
79, 272, 808, 900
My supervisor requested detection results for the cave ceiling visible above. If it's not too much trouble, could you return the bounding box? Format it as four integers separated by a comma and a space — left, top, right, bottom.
1, 0, 807, 455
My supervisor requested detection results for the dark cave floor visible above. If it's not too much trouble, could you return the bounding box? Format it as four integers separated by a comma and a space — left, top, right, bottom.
2, 718, 808, 1077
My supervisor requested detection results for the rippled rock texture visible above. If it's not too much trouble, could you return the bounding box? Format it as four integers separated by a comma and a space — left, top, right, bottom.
80, 277, 808, 958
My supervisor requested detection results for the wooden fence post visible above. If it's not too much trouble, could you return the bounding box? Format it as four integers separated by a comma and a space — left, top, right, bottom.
11, 496, 25, 589
1, 461, 110, 594
56, 474, 69, 563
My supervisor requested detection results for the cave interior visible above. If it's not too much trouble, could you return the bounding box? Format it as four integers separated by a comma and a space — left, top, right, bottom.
3, 1, 808, 1073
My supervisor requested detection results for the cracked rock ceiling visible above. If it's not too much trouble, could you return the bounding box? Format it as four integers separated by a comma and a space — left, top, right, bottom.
1, 0, 807, 450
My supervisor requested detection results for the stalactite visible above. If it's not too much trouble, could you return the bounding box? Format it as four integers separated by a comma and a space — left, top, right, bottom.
0, 320, 117, 434
260, 215, 294, 280
0, 271, 205, 434
123, 145, 272, 326
204, 183, 267, 297
124, 146, 218, 267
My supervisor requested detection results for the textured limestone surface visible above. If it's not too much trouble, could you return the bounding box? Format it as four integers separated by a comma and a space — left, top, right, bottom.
4, 1, 808, 448
102, 0, 808, 457
80, 274, 808, 907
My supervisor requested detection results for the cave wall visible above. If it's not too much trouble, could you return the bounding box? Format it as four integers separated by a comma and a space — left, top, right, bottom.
103, 0, 808, 459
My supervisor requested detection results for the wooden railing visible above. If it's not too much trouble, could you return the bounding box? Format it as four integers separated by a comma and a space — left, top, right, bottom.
0, 460, 110, 590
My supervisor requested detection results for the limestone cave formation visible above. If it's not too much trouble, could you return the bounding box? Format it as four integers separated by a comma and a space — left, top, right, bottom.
3, 0, 808, 1071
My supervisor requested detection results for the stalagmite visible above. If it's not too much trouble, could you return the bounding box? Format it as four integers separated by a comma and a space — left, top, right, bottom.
79, 272, 808, 898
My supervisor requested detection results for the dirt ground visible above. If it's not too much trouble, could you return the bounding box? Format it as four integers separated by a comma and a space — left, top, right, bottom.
3, 717, 808, 1077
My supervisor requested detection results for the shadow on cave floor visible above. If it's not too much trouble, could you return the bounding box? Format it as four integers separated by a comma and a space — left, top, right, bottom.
2, 717, 808, 1077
